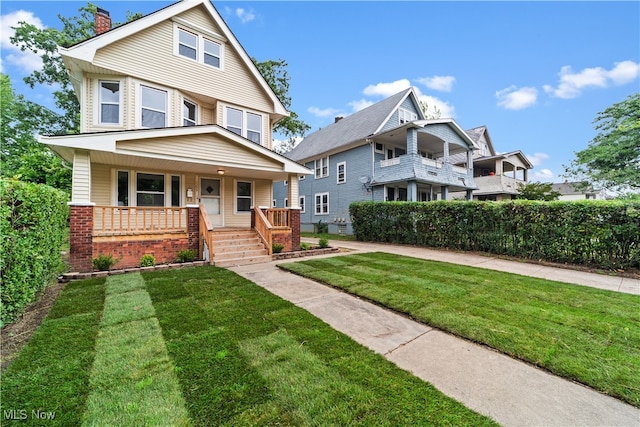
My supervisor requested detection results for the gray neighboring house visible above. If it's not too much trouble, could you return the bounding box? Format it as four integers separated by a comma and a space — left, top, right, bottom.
551, 182, 605, 200
273, 87, 478, 234
450, 126, 533, 201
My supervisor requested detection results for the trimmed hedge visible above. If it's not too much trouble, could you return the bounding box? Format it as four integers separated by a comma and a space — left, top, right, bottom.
350, 200, 640, 270
1, 179, 69, 326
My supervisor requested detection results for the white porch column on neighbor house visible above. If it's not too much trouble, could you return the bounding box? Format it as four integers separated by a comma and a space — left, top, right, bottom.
407, 128, 418, 155
441, 185, 449, 200
443, 140, 450, 163
408, 180, 418, 201
287, 174, 299, 208
71, 150, 92, 203
467, 150, 474, 171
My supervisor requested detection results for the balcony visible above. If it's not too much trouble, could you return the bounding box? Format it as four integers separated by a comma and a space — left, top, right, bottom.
472, 174, 525, 195
374, 154, 476, 190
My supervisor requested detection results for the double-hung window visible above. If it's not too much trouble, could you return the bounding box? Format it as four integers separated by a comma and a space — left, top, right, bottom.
141, 86, 167, 128
178, 29, 197, 60
136, 173, 165, 206
315, 193, 329, 215
177, 27, 222, 69
203, 38, 221, 67
299, 196, 305, 213
99, 81, 120, 124
337, 162, 346, 184
183, 99, 197, 126
236, 181, 252, 212
225, 107, 263, 144
117, 172, 181, 207
315, 157, 329, 179
398, 108, 417, 124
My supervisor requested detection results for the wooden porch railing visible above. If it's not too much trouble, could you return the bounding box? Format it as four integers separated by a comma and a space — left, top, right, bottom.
199, 204, 214, 262
266, 208, 291, 228
254, 207, 273, 255
94, 206, 187, 235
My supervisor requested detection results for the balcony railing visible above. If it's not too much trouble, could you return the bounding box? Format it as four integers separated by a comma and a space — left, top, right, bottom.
94, 206, 187, 235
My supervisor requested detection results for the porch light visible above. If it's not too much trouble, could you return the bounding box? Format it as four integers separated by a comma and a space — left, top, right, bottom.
217, 169, 225, 175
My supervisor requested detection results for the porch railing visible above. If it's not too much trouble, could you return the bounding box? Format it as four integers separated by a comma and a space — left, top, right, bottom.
266, 208, 290, 228
254, 207, 273, 255
94, 206, 187, 235
199, 204, 214, 262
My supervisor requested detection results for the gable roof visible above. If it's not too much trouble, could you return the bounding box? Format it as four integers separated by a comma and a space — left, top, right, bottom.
59, 0, 288, 117
287, 87, 424, 162
465, 125, 496, 156
471, 150, 534, 169
551, 182, 598, 195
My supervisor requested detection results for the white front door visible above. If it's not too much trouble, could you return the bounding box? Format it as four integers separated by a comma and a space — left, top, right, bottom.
200, 178, 222, 227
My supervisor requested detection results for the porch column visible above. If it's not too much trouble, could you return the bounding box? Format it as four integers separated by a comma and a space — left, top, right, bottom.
407, 128, 418, 155
290, 208, 301, 252
467, 150, 474, 172
408, 180, 418, 201
287, 174, 299, 208
441, 185, 449, 200
71, 150, 92, 203
186, 205, 200, 255
466, 189, 473, 200
69, 203, 94, 272
443, 141, 450, 164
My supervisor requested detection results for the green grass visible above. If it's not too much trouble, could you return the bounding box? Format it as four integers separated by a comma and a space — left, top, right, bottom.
1, 266, 496, 426
278, 252, 640, 407
301, 231, 356, 241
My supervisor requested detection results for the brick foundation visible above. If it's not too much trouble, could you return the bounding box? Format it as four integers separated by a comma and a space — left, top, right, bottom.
69, 204, 94, 273
187, 206, 199, 253
93, 236, 191, 270
290, 208, 301, 251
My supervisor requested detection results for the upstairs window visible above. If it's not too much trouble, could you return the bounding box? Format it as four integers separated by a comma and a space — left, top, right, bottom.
225, 107, 263, 144
176, 27, 222, 69
398, 108, 417, 124
141, 86, 167, 128
183, 99, 197, 126
315, 157, 329, 178
99, 81, 120, 124
337, 161, 346, 184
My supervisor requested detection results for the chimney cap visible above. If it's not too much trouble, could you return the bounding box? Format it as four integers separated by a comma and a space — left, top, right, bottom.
334, 116, 344, 123
96, 7, 110, 16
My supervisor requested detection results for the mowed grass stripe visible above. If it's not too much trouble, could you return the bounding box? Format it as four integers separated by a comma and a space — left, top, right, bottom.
279, 252, 640, 407
82, 274, 190, 426
144, 266, 496, 426
0, 278, 106, 427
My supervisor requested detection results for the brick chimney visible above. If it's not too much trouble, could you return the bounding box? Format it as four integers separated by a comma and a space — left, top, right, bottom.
334, 116, 343, 123
95, 8, 111, 35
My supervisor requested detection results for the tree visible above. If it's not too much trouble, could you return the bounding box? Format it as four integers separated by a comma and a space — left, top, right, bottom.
419, 99, 442, 120
516, 181, 560, 201
563, 93, 640, 191
253, 58, 310, 153
0, 74, 71, 190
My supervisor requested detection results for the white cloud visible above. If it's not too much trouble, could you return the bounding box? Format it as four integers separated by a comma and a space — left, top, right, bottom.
1, 10, 44, 74
416, 75, 456, 92
526, 152, 550, 167
363, 79, 411, 97
543, 60, 640, 99
348, 99, 374, 112
308, 106, 341, 118
531, 168, 555, 182
235, 7, 256, 23
496, 86, 538, 110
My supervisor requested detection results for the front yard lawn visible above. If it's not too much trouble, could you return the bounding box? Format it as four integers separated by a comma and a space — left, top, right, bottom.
1, 266, 495, 426
278, 252, 640, 407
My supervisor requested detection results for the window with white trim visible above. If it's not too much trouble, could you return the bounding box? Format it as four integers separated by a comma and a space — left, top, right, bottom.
315, 192, 329, 215
225, 107, 263, 144
299, 196, 305, 213
374, 142, 384, 154
315, 157, 329, 178
99, 80, 121, 124
141, 86, 167, 128
183, 99, 197, 126
236, 181, 252, 212
176, 27, 222, 69
284, 198, 288, 208
398, 108, 417, 124
136, 173, 165, 206
299, 175, 306, 180
117, 171, 129, 206
337, 161, 346, 184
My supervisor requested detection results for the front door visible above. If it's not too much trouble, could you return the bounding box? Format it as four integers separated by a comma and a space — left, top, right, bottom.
200, 178, 222, 226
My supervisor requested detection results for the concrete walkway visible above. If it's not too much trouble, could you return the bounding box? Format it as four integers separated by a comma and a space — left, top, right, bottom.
229, 240, 640, 426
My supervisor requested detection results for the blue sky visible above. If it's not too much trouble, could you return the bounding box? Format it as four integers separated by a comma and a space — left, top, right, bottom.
2, 1, 639, 183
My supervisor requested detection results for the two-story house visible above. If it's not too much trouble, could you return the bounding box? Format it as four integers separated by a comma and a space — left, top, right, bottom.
40, 0, 310, 272
274, 87, 478, 234
450, 126, 533, 201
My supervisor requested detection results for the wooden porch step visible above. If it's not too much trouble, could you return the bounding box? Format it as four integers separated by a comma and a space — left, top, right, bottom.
213, 255, 272, 268
213, 248, 269, 262
210, 228, 271, 267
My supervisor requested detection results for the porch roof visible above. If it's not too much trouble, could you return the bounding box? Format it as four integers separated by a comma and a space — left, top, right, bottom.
40, 125, 311, 180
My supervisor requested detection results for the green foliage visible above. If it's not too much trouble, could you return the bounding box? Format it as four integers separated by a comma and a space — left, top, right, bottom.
516, 181, 561, 201
92, 254, 117, 271
0, 178, 69, 326
564, 93, 640, 191
315, 220, 328, 234
300, 242, 310, 251
318, 238, 329, 249
350, 200, 640, 270
176, 249, 196, 263
272, 242, 285, 253
140, 254, 156, 267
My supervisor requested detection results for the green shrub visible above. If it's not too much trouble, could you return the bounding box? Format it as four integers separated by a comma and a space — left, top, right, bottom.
176, 249, 196, 263
272, 243, 285, 253
92, 254, 117, 271
318, 238, 329, 249
350, 200, 640, 270
300, 242, 310, 251
140, 254, 156, 267
316, 220, 328, 234
0, 179, 69, 327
